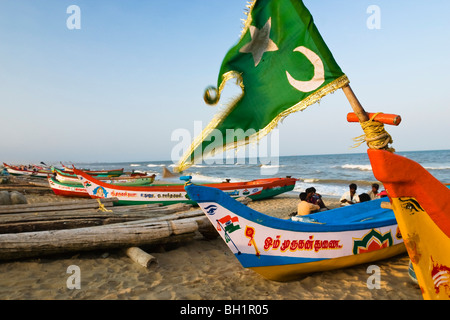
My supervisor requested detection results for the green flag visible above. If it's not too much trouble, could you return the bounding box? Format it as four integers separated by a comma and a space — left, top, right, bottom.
176, 0, 348, 172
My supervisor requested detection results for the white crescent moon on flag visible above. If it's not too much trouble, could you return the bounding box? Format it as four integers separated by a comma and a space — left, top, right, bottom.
286, 46, 325, 92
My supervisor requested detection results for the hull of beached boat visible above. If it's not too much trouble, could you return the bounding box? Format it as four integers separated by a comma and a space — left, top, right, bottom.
369, 149, 450, 300
48, 175, 156, 198
73, 168, 297, 206
52, 167, 124, 183
3, 163, 50, 178
48, 176, 91, 198
185, 184, 404, 281
52, 167, 149, 185
52, 169, 84, 184
59, 165, 124, 177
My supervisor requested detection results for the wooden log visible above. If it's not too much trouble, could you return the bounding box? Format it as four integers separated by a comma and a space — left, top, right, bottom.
0, 198, 118, 214
125, 247, 157, 268
0, 203, 213, 260
0, 208, 208, 260
0, 216, 106, 233
0, 210, 147, 234
169, 219, 200, 235
107, 203, 162, 211
0, 218, 194, 260
0, 185, 53, 195
0, 207, 201, 227
196, 216, 219, 240
0, 204, 198, 234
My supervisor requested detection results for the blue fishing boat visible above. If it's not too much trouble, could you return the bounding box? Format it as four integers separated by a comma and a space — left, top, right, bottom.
185, 182, 404, 281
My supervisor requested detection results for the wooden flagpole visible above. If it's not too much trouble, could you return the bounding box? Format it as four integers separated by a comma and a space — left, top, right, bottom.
342, 84, 369, 123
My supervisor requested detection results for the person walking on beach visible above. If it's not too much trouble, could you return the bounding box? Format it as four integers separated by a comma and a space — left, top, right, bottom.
340, 183, 360, 206
297, 192, 320, 216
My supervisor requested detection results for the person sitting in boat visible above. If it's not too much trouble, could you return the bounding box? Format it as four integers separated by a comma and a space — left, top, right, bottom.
367, 183, 380, 200
305, 187, 328, 210
340, 183, 360, 206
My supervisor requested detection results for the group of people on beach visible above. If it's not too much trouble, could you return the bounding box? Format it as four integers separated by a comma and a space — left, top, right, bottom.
293, 183, 388, 218
296, 187, 327, 216
340, 183, 387, 207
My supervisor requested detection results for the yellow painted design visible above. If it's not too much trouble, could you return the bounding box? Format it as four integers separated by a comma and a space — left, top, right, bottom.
391, 197, 450, 300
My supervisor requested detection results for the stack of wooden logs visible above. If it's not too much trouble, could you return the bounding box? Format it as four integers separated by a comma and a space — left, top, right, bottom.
0, 197, 218, 267
0, 175, 54, 195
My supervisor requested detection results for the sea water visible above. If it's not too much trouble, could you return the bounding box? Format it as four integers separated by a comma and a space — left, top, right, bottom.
72, 149, 450, 199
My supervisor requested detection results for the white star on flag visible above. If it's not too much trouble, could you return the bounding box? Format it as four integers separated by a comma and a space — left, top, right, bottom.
239, 17, 278, 67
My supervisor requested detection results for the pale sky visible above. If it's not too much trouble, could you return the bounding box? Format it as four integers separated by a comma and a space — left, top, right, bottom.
1, 0, 449, 164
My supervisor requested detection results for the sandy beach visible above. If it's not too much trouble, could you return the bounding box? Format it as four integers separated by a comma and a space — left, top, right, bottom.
0, 191, 423, 301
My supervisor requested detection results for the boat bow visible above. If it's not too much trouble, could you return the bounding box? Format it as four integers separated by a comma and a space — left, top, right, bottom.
369, 148, 450, 299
